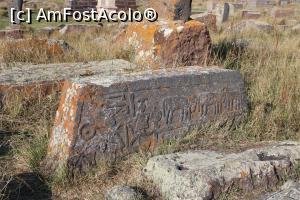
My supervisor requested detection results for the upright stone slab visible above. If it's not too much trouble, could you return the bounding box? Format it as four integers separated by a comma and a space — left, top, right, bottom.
215, 3, 230, 24
47, 65, 248, 173
97, 0, 117, 13
8, 0, 23, 25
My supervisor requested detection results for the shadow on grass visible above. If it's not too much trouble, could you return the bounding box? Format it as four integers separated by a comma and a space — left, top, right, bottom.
3, 172, 52, 200
0, 131, 13, 157
211, 38, 249, 69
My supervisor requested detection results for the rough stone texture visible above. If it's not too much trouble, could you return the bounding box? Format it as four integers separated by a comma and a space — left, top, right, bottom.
8, 0, 23, 24
59, 24, 102, 35
0, 60, 135, 86
214, 3, 230, 24
144, 141, 300, 200
96, 0, 138, 13
47, 66, 247, 174
242, 10, 262, 19
38, 26, 60, 38
115, 0, 137, 11
228, 20, 273, 33
65, 0, 97, 12
148, 0, 192, 21
0, 60, 136, 101
24, 0, 62, 10
0, 29, 25, 40
119, 20, 211, 68
191, 13, 217, 32
271, 7, 296, 18
246, 0, 275, 9
258, 180, 300, 200
105, 186, 144, 200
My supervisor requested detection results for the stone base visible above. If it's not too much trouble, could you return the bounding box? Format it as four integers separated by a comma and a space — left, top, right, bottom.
144, 141, 300, 200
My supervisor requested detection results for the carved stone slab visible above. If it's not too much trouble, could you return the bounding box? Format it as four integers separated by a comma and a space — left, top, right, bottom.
47, 66, 248, 173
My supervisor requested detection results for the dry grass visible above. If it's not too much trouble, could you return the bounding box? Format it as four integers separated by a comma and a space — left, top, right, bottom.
0, 85, 59, 199
0, 12, 300, 200
210, 27, 300, 141
0, 25, 133, 64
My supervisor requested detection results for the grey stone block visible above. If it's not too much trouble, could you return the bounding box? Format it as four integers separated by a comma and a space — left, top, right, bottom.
47, 65, 248, 174
144, 141, 300, 200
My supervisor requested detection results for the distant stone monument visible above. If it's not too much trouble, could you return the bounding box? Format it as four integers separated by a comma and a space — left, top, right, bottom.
65, 0, 97, 12
97, 0, 117, 13
215, 3, 230, 24
246, 0, 275, 9
115, 0, 137, 10
8, 0, 23, 26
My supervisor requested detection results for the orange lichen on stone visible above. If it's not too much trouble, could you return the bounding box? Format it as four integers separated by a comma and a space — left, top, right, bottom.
185, 20, 205, 29
120, 20, 211, 68
124, 23, 159, 47
240, 170, 249, 178
48, 80, 84, 170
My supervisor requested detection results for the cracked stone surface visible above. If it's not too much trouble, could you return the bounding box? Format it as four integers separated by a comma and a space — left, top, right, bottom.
258, 180, 300, 200
0, 59, 136, 86
144, 141, 300, 200
46, 65, 247, 174
105, 186, 144, 200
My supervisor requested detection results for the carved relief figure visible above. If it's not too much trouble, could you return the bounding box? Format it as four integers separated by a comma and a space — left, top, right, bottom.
163, 96, 191, 124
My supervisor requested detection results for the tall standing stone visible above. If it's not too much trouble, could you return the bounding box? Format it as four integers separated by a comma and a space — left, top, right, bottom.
46, 63, 248, 174
215, 3, 230, 25
8, 0, 23, 26
97, 0, 117, 13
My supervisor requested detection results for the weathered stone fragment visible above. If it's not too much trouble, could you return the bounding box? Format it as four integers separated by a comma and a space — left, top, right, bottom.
147, 0, 192, 21
258, 180, 300, 200
105, 186, 145, 200
191, 13, 217, 32
228, 3, 243, 17
0, 29, 25, 39
65, 0, 97, 12
242, 10, 262, 19
144, 141, 300, 200
228, 20, 273, 33
47, 65, 247, 174
0, 60, 135, 103
246, 0, 275, 9
120, 20, 211, 68
271, 7, 296, 18
214, 3, 230, 24
38, 26, 60, 38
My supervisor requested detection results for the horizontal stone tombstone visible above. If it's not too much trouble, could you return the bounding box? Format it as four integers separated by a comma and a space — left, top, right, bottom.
47, 65, 248, 174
